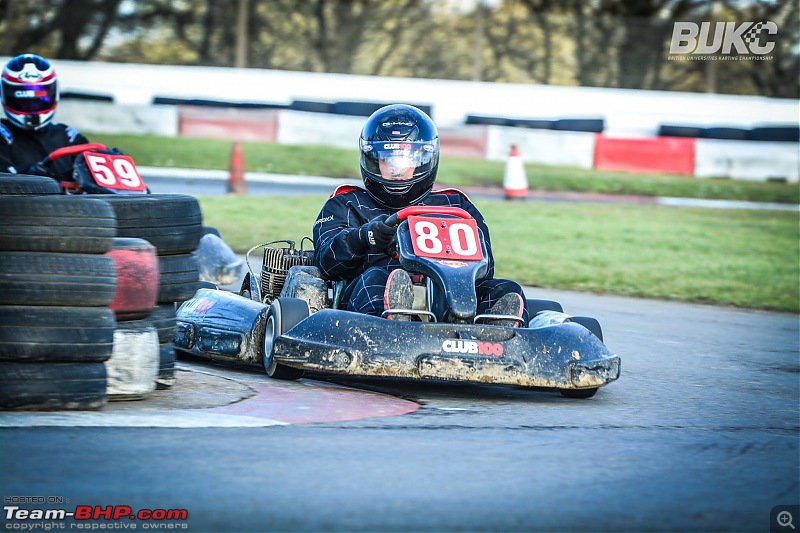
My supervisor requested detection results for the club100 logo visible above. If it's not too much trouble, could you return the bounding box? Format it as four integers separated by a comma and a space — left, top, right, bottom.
669, 21, 777, 58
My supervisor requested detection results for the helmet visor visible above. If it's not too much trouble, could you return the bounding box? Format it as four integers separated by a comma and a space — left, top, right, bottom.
2, 81, 57, 113
361, 140, 438, 182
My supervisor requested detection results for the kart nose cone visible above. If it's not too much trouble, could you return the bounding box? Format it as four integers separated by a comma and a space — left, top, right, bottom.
568, 357, 621, 388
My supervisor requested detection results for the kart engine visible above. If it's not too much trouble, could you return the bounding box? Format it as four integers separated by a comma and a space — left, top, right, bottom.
259, 240, 315, 303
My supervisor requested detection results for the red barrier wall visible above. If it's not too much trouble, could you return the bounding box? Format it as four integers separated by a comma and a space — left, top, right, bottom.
594, 135, 695, 175
439, 125, 487, 159
178, 107, 278, 141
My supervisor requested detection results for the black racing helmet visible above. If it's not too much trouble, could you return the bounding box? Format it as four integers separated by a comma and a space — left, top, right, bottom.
359, 104, 439, 209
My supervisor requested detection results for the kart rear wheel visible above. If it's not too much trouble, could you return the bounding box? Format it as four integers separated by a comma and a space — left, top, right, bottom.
560, 388, 598, 399
568, 316, 603, 342
263, 298, 308, 380
526, 299, 564, 315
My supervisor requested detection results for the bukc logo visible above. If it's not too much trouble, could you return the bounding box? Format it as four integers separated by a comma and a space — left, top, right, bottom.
442, 340, 504, 356
669, 21, 777, 55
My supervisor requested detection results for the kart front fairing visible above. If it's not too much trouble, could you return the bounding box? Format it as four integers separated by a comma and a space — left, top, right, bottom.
271, 308, 620, 389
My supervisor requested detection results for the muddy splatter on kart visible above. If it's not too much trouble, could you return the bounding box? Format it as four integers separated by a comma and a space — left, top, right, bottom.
175, 206, 620, 399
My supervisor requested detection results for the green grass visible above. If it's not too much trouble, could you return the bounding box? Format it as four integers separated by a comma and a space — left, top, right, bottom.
90, 133, 800, 204
197, 195, 800, 313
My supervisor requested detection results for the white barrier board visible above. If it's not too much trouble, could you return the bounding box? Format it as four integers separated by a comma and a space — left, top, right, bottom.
485, 127, 596, 169
276, 110, 364, 149
57, 101, 179, 137
695, 139, 799, 183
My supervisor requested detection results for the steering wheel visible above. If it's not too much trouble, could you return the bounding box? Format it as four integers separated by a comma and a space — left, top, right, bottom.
385, 205, 473, 227
30, 143, 109, 179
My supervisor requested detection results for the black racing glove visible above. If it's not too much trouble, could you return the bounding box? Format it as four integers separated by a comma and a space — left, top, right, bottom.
348, 214, 397, 255
25, 162, 53, 178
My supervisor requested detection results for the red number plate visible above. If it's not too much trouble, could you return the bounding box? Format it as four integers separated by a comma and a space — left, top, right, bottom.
407, 215, 484, 261
84, 152, 146, 192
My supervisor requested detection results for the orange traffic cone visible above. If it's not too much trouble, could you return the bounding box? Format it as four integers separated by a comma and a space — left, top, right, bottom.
503, 145, 528, 200
227, 142, 247, 195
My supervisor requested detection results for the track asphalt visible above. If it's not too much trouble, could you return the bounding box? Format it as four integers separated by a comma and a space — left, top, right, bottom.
0, 362, 420, 428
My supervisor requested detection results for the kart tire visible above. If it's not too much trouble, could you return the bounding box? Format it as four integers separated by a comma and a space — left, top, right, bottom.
100, 194, 203, 255
0, 362, 107, 410
202, 226, 221, 238
0, 306, 115, 362
157, 254, 200, 303
106, 322, 159, 400
263, 297, 308, 380
106, 238, 159, 320
0, 252, 116, 307
239, 273, 261, 302
567, 316, 603, 342
156, 342, 176, 390
526, 299, 564, 316
0, 196, 116, 253
0, 174, 61, 195
148, 304, 177, 344
115, 304, 177, 344
560, 388, 598, 399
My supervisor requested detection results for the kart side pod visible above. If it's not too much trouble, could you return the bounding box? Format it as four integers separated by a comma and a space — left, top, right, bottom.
174, 288, 270, 364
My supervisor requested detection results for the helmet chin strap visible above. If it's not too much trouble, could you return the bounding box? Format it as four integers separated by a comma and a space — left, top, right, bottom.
24, 114, 42, 130
384, 183, 412, 194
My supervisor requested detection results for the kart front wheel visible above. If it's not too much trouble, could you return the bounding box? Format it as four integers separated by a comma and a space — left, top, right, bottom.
559, 388, 598, 399
263, 298, 308, 380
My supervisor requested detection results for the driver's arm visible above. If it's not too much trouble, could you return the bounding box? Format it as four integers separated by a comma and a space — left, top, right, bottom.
312, 197, 371, 282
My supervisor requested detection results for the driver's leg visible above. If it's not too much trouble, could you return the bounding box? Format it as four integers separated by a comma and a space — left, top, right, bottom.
476, 278, 528, 326
344, 266, 390, 316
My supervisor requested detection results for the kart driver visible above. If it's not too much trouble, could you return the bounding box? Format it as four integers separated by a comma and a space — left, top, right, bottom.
313, 103, 528, 325
0, 53, 89, 179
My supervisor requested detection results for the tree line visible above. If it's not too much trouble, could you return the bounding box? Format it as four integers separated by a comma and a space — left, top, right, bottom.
1, 0, 797, 98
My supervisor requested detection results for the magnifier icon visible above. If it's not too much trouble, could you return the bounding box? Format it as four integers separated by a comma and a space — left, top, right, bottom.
778, 511, 795, 530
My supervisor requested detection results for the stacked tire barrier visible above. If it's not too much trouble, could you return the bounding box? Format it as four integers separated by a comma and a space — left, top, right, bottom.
105, 237, 160, 400
0, 184, 117, 410
100, 195, 203, 391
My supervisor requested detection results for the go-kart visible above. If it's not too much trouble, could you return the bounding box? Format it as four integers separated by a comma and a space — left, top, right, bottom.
174, 206, 621, 398
33, 143, 242, 284
37, 142, 149, 194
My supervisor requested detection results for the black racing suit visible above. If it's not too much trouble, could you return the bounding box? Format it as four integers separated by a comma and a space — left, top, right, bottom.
0, 119, 89, 179
313, 185, 527, 322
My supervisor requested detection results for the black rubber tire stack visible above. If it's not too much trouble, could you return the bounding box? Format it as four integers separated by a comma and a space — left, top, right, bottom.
150, 303, 180, 389
99, 194, 203, 389
0, 174, 62, 195
0, 193, 117, 410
